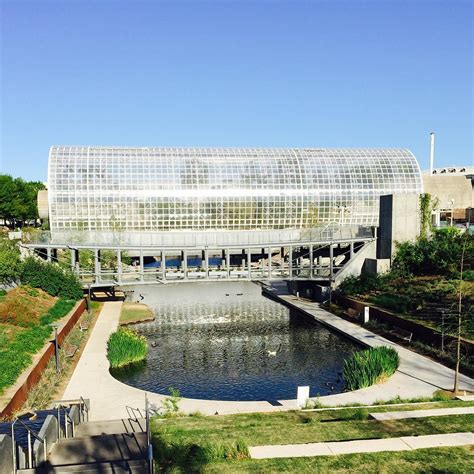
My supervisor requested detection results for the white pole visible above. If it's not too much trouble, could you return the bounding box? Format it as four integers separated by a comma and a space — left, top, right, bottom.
430, 132, 435, 175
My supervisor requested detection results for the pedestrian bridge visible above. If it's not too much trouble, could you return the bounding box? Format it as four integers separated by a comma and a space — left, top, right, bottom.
24, 233, 376, 288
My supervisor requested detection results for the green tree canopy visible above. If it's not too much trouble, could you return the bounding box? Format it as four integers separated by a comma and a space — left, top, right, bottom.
0, 174, 45, 227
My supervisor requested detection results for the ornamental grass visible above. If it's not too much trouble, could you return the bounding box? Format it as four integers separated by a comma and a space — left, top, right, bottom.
107, 327, 148, 369
343, 346, 399, 390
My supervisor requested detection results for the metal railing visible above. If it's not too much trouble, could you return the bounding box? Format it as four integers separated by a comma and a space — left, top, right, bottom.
11, 418, 47, 473
52, 397, 89, 423
145, 394, 154, 474
22, 225, 374, 248
125, 395, 154, 473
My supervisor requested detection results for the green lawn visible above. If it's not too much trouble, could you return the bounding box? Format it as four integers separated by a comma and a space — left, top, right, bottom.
152, 402, 474, 471
119, 302, 154, 324
205, 446, 474, 473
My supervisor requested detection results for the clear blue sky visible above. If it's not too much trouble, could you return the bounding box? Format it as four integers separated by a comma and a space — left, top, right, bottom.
1, 0, 472, 181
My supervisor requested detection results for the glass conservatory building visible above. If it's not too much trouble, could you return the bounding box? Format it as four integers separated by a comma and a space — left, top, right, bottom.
47, 146, 423, 247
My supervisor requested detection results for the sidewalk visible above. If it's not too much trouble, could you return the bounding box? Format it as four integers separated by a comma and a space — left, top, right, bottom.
249, 432, 474, 459
370, 406, 474, 421
268, 291, 473, 406
63, 298, 474, 421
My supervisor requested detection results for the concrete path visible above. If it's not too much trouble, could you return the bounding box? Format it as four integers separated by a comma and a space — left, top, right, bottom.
249, 432, 474, 459
62, 293, 473, 421
62, 302, 295, 420
370, 406, 474, 421
268, 292, 473, 406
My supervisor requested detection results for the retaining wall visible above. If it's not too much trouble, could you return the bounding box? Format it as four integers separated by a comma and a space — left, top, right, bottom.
335, 294, 474, 356
0, 299, 86, 420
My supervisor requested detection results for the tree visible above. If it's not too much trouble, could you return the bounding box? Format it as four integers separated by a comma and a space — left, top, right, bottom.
0, 238, 22, 285
0, 174, 45, 228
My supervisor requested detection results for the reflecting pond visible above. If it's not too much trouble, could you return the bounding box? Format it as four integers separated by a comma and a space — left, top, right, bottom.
112, 282, 360, 401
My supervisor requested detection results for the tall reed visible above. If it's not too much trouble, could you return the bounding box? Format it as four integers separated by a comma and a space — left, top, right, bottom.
343, 346, 399, 390
107, 327, 148, 369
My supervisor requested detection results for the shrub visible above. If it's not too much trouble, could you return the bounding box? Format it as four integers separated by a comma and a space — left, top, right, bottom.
338, 273, 390, 296
107, 327, 148, 368
343, 346, 400, 390
368, 294, 413, 314
392, 228, 473, 277
21, 257, 83, 300
0, 238, 22, 284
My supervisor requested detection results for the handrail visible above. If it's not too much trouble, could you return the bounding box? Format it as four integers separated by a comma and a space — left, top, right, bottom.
11, 417, 47, 472
126, 405, 143, 423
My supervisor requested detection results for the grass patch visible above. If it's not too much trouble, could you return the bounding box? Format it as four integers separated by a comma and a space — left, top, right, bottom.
0, 292, 78, 394
107, 327, 147, 368
152, 408, 474, 471
343, 346, 399, 390
119, 302, 154, 324
0, 286, 56, 326
206, 446, 474, 473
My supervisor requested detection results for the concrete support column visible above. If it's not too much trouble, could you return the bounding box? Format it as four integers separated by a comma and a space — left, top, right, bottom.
226, 248, 231, 279
268, 247, 272, 279
309, 245, 313, 278
182, 250, 187, 280
46, 247, 52, 262
94, 249, 101, 284
161, 250, 166, 281
241, 249, 245, 268
221, 249, 226, 267
70, 248, 77, 271
117, 249, 122, 283
350, 241, 355, 260
204, 249, 209, 278
289, 246, 293, 279
329, 244, 334, 280
247, 248, 252, 279
139, 249, 144, 282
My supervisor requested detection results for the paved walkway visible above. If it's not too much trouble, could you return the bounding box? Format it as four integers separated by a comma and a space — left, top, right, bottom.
268, 291, 473, 405
62, 302, 294, 421
63, 295, 473, 421
370, 406, 474, 421
249, 432, 474, 459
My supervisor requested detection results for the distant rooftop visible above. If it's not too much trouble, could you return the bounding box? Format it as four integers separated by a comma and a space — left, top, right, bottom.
423, 166, 474, 176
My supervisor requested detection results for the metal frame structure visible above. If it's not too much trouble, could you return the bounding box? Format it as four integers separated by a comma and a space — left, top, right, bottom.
48, 146, 422, 241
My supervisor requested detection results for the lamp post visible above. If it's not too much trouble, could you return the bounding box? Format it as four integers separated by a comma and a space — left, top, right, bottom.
87, 283, 92, 316
50, 323, 60, 373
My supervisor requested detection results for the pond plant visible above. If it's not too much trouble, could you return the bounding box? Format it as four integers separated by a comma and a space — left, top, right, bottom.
343, 346, 399, 390
107, 327, 148, 369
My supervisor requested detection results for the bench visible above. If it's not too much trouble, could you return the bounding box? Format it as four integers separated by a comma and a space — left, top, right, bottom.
390, 327, 413, 343
343, 308, 360, 321
63, 344, 78, 358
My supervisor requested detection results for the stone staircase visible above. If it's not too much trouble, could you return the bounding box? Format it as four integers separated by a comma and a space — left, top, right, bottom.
18, 418, 149, 473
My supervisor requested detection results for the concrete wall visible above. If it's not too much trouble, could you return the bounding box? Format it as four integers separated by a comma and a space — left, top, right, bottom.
423, 174, 473, 210
0, 434, 14, 474
377, 193, 421, 260
334, 240, 376, 284
33, 415, 58, 467
37, 190, 49, 220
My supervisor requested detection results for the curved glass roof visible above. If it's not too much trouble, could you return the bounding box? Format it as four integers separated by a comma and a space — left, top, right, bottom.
48, 146, 423, 233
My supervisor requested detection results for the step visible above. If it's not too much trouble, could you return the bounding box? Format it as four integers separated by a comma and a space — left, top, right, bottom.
18, 459, 149, 473
74, 418, 146, 437
47, 432, 147, 466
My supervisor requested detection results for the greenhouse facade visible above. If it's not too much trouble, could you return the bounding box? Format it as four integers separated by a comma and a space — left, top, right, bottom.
47, 146, 422, 246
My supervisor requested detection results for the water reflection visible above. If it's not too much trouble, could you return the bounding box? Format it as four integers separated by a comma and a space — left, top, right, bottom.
113, 282, 360, 401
